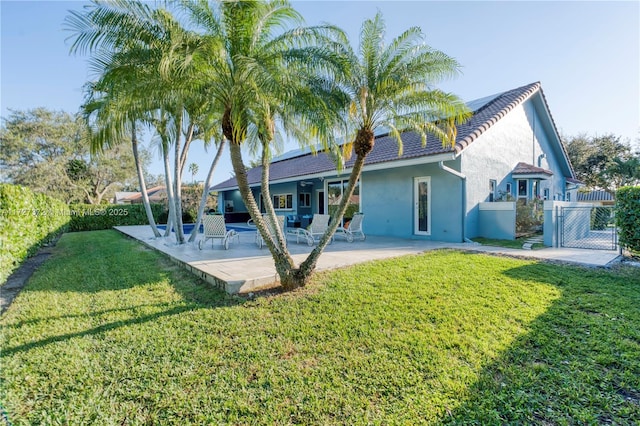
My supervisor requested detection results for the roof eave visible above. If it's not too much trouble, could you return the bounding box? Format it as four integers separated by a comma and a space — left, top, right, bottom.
212, 152, 457, 192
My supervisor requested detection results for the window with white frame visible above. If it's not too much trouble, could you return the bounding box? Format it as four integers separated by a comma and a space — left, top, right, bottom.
489, 179, 497, 202
543, 188, 550, 200
506, 182, 512, 196
299, 192, 311, 207
273, 194, 293, 210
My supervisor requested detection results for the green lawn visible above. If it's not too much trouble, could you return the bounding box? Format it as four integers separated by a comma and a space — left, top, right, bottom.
472, 235, 545, 250
1, 230, 639, 425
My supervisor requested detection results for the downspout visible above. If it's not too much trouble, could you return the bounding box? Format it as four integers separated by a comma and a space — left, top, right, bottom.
438, 161, 472, 243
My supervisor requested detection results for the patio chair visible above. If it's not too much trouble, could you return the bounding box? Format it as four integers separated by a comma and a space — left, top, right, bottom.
335, 213, 365, 242
255, 214, 287, 249
297, 214, 332, 246
198, 214, 239, 250
286, 214, 301, 228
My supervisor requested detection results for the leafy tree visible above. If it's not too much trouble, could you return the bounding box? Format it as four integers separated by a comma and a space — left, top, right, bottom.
564, 133, 639, 191
0, 108, 140, 204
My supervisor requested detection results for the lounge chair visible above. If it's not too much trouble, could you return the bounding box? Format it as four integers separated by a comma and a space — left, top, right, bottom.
335, 213, 365, 242
198, 214, 238, 250
297, 214, 332, 246
255, 215, 287, 249
286, 214, 301, 228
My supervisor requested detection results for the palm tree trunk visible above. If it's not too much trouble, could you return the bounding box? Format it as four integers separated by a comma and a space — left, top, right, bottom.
291, 153, 367, 290
162, 139, 177, 238
132, 126, 161, 238
228, 142, 295, 280
188, 139, 227, 242
173, 115, 185, 244
259, 139, 287, 252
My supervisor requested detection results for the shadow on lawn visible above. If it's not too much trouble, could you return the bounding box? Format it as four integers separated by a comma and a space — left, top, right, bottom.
441, 262, 640, 425
2, 230, 246, 356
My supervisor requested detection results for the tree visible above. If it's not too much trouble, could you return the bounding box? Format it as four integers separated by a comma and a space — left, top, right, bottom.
0, 108, 140, 204
185, 2, 469, 290
564, 133, 638, 191
66, 0, 225, 242
188, 163, 199, 184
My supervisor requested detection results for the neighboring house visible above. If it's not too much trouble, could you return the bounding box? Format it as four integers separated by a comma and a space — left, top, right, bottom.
577, 190, 615, 206
113, 191, 138, 204
212, 82, 577, 243
121, 186, 167, 204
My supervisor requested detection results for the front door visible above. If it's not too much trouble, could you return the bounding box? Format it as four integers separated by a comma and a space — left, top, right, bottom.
414, 177, 431, 235
317, 190, 325, 214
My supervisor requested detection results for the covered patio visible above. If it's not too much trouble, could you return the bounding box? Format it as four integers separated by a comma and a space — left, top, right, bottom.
115, 225, 620, 295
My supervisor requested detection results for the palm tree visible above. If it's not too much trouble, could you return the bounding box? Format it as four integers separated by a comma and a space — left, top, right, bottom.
181, 0, 349, 287
66, 0, 223, 244
295, 12, 471, 285
184, 2, 469, 290
188, 162, 199, 184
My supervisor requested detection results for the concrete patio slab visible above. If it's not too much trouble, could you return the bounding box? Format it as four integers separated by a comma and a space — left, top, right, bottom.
114, 225, 621, 294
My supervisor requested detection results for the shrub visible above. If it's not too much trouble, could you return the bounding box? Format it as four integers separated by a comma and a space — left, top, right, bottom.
0, 184, 70, 284
516, 198, 544, 235
68, 203, 164, 232
616, 186, 640, 254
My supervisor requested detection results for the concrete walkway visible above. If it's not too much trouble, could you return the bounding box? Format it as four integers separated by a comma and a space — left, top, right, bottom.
115, 225, 621, 294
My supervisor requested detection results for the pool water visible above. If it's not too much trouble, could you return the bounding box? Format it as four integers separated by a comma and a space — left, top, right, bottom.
157, 223, 253, 234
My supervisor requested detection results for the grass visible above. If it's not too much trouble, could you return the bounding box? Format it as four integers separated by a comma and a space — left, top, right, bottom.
1, 230, 639, 424
473, 235, 545, 250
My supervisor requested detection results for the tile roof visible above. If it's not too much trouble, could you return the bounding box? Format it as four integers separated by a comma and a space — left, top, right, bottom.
577, 190, 615, 202
213, 82, 552, 190
511, 162, 554, 176
124, 186, 166, 202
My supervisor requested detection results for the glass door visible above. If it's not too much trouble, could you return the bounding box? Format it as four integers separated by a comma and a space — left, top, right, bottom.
414, 177, 431, 235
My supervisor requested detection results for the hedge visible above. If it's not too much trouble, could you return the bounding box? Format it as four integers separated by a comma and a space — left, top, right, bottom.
68, 203, 165, 232
0, 184, 70, 285
616, 186, 640, 254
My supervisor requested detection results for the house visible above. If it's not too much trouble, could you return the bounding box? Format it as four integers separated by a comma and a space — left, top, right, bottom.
113, 191, 138, 204
212, 82, 576, 243
121, 186, 167, 204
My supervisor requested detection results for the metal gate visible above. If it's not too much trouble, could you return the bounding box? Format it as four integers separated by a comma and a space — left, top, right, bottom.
560, 205, 618, 250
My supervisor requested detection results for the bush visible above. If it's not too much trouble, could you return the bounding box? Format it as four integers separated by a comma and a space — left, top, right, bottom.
0, 184, 70, 284
616, 186, 640, 254
68, 203, 164, 232
516, 198, 544, 235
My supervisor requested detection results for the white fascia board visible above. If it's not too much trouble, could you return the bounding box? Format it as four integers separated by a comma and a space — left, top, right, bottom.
512, 173, 552, 180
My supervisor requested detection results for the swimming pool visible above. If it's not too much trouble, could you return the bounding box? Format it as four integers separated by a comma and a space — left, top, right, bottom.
157, 223, 253, 234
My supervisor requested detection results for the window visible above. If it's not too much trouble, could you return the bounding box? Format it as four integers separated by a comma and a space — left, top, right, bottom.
506, 182, 512, 195
273, 194, 293, 210
327, 179, 360, 224
299, 192, 311, 207
517, 179, 528, 198
414, 177, 431, 235
566, 192, 571, 202
532, 180, 539, 198
543, 188, 550, 200
489, 179, 497, 202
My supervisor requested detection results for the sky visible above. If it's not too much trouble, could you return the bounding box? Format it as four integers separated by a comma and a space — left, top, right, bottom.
1, 0, 639, 186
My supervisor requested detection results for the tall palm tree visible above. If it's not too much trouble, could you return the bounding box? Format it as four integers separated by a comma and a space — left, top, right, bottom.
188, 162, 199, 184
67, 0, 221, 244
296, 12, 471, 285
184, 2, 469, 290
182, 0, 349, 287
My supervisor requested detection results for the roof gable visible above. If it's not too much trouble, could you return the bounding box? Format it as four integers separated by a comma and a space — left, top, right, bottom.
213, 82, 573, 191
